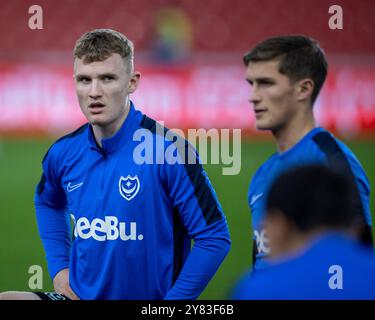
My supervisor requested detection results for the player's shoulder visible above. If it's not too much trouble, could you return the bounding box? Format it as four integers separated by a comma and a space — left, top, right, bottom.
300, 234, 375, 275
42, 123, 89, 162
139, 114, 185, 142
323, 236, 375, 287
138, 113, 197, 160
53, 123, 89, 147
288, 127, 330, 160
233, 265, 285, 299
232, 270, 253, 299
310, 128, 367, 176
309, 127, 356, 161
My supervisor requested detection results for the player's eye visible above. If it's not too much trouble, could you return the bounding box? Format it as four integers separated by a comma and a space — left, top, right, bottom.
77, 77, 91, 84
258, 80, 274, 86
102, 75, 115, 82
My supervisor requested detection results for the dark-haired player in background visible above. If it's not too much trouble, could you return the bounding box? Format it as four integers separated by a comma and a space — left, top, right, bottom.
243, 35, 372, 269
234, 165, 375, 299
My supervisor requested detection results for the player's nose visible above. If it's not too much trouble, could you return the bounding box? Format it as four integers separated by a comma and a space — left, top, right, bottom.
249, 88, 261, 105
89, 80, 103, 98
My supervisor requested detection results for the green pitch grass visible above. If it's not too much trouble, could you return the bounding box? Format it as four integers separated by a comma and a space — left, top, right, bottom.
0, 138, 374, 299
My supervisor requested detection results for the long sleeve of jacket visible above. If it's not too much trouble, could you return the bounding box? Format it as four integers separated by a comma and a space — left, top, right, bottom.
34, 147, 71, 280
163, 143, 231, 299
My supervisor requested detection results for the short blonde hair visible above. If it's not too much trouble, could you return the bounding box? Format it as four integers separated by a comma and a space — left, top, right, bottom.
73, 28, 134, 72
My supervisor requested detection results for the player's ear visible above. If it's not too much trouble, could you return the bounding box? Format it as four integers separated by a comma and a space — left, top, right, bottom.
128, 71, 141, 93
296, 78, 314, 103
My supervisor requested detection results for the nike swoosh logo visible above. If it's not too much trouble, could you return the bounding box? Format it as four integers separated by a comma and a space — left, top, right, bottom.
250, 193, 263, 206
67, 182, 83, 192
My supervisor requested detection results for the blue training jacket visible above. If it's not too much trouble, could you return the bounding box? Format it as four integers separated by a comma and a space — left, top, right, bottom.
248, 127, 372, 269
233, 233, 375, 300
35, 101, 231, 300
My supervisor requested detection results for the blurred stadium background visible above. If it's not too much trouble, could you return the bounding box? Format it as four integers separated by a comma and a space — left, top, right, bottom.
0, 0, 374, 299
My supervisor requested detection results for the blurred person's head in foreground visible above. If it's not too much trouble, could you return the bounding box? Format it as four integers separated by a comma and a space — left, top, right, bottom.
264, 165, 358, 259
233, 165, 375, 300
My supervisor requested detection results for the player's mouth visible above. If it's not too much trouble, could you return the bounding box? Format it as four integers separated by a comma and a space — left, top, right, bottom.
254, 109, 267, 117
89, 102, 106, 114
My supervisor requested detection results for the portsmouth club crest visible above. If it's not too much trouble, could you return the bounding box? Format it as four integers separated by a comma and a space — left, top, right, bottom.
119, 175, 140, 201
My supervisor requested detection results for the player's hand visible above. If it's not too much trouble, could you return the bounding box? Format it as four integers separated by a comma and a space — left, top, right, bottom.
53, 268, 80, 300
